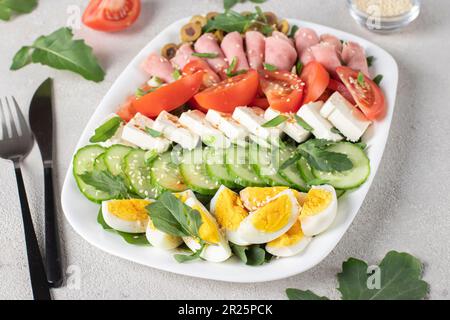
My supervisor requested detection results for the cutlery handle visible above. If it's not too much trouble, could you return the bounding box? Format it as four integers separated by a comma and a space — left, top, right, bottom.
44, 166, 63, 288
14, 166, 51, 300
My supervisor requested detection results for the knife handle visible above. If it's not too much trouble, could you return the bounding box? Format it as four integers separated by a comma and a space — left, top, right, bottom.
44, 166, 63, 288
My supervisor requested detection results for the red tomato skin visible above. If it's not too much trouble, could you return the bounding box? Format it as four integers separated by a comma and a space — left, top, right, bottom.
82, 0, 141, 32
300, 61, 330, 105
182, 60, 221, 88
327, 79, 356, 104
250, 97, 270, 109
117, 96, 136, 122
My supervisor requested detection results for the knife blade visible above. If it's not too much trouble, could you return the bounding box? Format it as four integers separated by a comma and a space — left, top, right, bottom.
29, 78, 63, 288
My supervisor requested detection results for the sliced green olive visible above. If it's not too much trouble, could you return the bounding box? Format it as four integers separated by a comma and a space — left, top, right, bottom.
277, 19, 290, 34
214, 30, 224, 42
161, 43, 178, 60
263, 12, 278, 26
180, 23, 202, 42
206, 12, 219, 21
190, 15, 207, 27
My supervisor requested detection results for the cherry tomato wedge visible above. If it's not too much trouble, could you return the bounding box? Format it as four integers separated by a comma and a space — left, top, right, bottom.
250, 97, 270, 109
327, 79, 356, 104
82, 0, 141, 32
132, 71, 205, 118
117, 96, 136, 122
182, 60, 221, 88
193, 70, 259, 113
260, 70, 305, 113
300, 61, 330, 104
336, 66, 386, 120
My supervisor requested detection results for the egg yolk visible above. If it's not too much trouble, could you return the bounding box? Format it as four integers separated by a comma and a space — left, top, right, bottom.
266, 220, 304, 248
215, 189, 248, 231
107, 199, 150, 221
193, 205, 220, 245
240, 187, 289, 210
251, 194, 292, 232
301, 189, 332, 216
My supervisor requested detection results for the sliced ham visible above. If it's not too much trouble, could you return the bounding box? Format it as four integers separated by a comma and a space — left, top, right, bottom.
300, 48, 315, 66
272, 31, 295, 47
265, 35, 297, 71
194, 33, 228, 76
320, 34, 343, 54
245, 31, 265, 70
342, 41, 370, 76
294, 27, 320, 55
142, 53, 175, 83
221, 31, 249, 71
310, 42, 342, 75
170, 43, 201, 69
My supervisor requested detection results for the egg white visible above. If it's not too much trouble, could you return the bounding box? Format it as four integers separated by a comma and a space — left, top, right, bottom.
265, 221, 312, 257
101, 200, 149, 234
300, 185, 337, 236
145, 220, 183, 250
236, 189, 301, 244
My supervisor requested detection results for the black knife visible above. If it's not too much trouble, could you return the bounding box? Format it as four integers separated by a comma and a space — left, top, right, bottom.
29, 78, 63, 288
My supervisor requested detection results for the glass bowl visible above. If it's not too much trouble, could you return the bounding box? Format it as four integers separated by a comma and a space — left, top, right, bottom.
347, 0, 421, 33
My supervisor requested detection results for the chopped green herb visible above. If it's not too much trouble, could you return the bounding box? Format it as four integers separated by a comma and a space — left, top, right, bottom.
289, 25, 299, 38
296, 61, 304, 75
172, 69, 181, 80
145, 127, 163, 138
331, 127, 342, 135
366, 56, 375, 67
226, 56, 238, 76
89, 116, 123, 143
255, 6, 266, 23
262, 115, 288, 128
357, 71, 366, 87
263, 63, 277, 71
191, 52, 218, 59
294, 114, 313, 132
135, 87, 156, 98
373, 74, 383, 86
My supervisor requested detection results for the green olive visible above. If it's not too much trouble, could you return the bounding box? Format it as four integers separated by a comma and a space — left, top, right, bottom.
263, 12, 278, 26
161, 43, 178, 60
206, 12, 219, 21
277, 19, 290, 34
180, 23, 202, 42
190, 15, 207, 27
214, 30, 224, 42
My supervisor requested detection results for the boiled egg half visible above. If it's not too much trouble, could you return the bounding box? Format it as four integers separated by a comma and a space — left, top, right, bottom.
101, 199, 150, 233
265, 220, 312, 257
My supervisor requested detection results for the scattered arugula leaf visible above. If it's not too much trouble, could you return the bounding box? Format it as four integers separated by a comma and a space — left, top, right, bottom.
254, 6, 266, 23
231, 243, 272, 266
296, 60, 304, 75
263, 63, 277, 71
262, 115, 287, 128
373, 74, 383, 86
289, 25, 299, 38
192, 52, 218, 59
89, 116, 123, 143
294, 114, 313, 132
79, 170, 130, 199
286, 289, 329, 300
174, 243, 205, 263
97, 209, 150, 245
11, 27, 105, 82
366, 56, 375, 67
357, 71, 366, 87
145, 127, 162, 138
0, 0, 37, 21
287, 251, 429, 300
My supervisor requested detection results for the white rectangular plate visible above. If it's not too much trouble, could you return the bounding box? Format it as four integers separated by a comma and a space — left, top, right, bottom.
61, 17, 398, 283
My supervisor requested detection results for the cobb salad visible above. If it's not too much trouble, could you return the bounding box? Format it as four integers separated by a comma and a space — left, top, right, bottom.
72, 8, 386, 265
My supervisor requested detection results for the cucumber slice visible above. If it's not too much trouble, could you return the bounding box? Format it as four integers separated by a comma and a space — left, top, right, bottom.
204, 147, 240, 189
336, 189, 346, 198
312, 142, 370, 190
249, 144, 290, 187
151, 151, 187, 192
123, 149, 161, 199
94, 154, 108, 171
297, 157, 316, 183
225, 146, 266, 187
104, 145, 133, 176
278, 145, 308, 192
73, 145, 112, 203
179, 148, 220, 195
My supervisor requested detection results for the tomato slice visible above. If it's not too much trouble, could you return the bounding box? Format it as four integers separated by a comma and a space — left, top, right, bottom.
194, 70, 259, 113
117, 96, 136, 122
82, 0, 141, 32
327, 79, 356, 104
260, 70, 305, 113
250, 97, 270, 109
336, 66, 386, 120
132, 71, 204, 118
300, 61, 330, 104
182, 60, 221, 88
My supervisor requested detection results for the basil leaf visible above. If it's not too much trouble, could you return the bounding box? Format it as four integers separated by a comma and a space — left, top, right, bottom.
79, 170, 130, 199
89, 116, 123, 143
373, 74, 383, 86
263, 63, 277, 71
366, 56, 375, 67
174, 243, 205, 263
298, 139, 353, 172
11, 27, 105, 82
357, 71, 365, 87
145, 127, 162, 138
0, 0, 37, 21
286, 289, 329, 300
192, 52, 219, 59
262, 115, 287, 128
294, 114, 313, 132
289, 25, 299, 38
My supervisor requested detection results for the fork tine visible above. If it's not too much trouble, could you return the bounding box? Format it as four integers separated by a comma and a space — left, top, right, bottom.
0, 98, 9, 139
12, 96, 31, 137
5, 97, 20, 137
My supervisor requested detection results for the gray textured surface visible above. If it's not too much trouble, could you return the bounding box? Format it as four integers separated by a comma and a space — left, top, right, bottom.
0, 0, 449, 300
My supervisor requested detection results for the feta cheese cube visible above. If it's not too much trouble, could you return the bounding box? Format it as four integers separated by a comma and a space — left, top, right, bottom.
297, 102, 343, 142
264, 108, 311, 143
153, 111, 200, 150
232, 107, 282, 142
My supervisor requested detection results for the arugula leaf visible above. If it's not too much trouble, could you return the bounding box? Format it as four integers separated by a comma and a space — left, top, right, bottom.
89, 116, 123, 143
11, 27, 105, 82
373, 74, 383, 86
174, 243, 205, 263
204, 9, 273, 36
286, 289, 329, 300
79, 170, 129, 199
231, 244, 272, 266
262, 115, 287, 128
0, 0, 37, 21
263, 63, 277, 71
294, 114, 313, 131
97, 209, 150, 246
366, 56, 375, 67
298, 139, 353, 172
147, 192, 203, 239
337, 251, 429, 300
224, 0, 239, 10
192, 52, 219, 59
357, 71, 366, 87
145, 127, 162, 138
